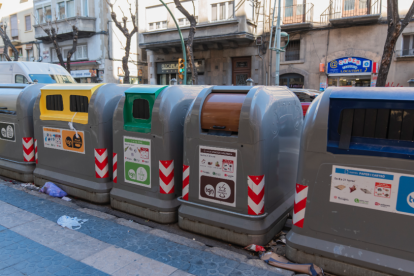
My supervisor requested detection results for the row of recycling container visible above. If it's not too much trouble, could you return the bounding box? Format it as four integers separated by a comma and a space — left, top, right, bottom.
1, 83, 414, 276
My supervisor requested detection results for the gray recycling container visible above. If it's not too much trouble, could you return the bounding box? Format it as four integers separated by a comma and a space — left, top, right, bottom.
33, 83, 132, 203
0, 84, 44, 182
178, 86, 303, 246
287, 87, 414, 276
110, 85, 205, 223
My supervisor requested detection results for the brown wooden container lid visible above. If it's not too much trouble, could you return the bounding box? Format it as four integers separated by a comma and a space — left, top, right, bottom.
200, 93, 247, 132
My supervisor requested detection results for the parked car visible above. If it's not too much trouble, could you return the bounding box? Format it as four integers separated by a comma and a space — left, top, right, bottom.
0, 62, 76, 84
289, 88, 320, 117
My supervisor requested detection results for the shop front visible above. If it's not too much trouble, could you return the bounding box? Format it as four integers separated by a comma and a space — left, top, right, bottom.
157, 60, 205, 85
327, 57, 374, 88
71, 69, 100, 83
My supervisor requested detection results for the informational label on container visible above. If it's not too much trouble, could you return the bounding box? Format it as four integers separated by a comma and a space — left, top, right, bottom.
43, 127, 85, 154
0, 122, 15, 142
124, 136, 151, 187
199, 146, 237, 207
330, 165, 414, 217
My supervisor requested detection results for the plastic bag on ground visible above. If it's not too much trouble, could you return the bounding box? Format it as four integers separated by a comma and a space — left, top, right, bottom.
244, 244, 266, 252
261, 252, 324, 276
39, 182, 67, 197
57, 216, 88, 230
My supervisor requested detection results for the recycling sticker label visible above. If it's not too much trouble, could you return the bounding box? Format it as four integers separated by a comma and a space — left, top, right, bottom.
123, 136, 151, 187
0, 122, 15, 142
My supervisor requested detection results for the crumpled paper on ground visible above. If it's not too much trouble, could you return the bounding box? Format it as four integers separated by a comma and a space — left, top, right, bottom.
261, 252, 324, 276
57, 216, 88, 230
40, 182, 67, 197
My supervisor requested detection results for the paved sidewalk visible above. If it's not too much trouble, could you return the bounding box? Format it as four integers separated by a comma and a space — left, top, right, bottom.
0, 181, 293, 276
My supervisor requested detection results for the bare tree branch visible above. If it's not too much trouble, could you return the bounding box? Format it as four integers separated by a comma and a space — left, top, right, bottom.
0, 23, 19, 61
106, 0, 138, 84
174, 0, 198, 84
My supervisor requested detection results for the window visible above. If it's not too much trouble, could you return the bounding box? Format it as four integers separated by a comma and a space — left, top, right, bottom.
45, 5, 52, 22
76, 45, 87, 60
246, 0, 254, 20
26, 49, 32, 61
15, 75, 29, 84
178, 17, 198, 26
46, 95, 64, 111
82, 0, 88, 16
37, 8, 44, 23
211, 1, 234, 22
149, 21, 167, 30
57, 2, 66, 19
25, 15, 31, 31
67, 0, 75, 17
10, 14, 18, 39
402, 35, 414, 56
285, 40, 300, 61
344, 0, 355, 11
146, 5, 168, 31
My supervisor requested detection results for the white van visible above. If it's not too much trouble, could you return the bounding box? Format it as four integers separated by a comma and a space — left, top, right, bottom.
0, 61, 76, 84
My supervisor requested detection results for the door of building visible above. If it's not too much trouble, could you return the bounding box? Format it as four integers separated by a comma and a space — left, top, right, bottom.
232, 57, 251, 86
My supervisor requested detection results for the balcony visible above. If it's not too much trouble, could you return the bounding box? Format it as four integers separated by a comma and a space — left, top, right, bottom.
139, 19, 255, 53
395, 49, 414, 60
34, 16, 96, 42
281, 3, 314, 31
321, 0, 381, 26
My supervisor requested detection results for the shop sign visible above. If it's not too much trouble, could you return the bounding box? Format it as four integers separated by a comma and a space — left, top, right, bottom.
328, 57, 372, 74
157, 60, 205, 74
71, 69, 97, 78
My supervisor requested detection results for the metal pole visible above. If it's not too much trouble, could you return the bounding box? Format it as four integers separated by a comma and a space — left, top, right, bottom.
275, 0, 281, 86
159, 0, 187, 85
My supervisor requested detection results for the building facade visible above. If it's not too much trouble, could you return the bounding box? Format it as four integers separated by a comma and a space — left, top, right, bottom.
32, 0, 147, 84
139, 0, 414, 88
0, 0, 38, 62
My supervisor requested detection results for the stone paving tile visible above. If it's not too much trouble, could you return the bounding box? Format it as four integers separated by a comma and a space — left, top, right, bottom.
0, 202, 21, 217
111, 255, 178, 276
78, 208, 117, 220
82, 246, 142, 274
0, 209, 41, 228
53, 234, 112, 261
0, 230, 26, 249
169, 270, 196, 276
0, 229, 110, 276
0, 184, 289, 276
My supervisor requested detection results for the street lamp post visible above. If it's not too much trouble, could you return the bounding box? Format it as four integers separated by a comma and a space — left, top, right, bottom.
159, 0, 187, 85
269, 0, 289, 86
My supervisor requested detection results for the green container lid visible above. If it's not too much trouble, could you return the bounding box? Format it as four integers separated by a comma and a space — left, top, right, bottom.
123, 85, 168, 133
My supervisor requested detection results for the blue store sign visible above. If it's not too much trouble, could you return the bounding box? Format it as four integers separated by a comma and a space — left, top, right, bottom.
327, 57, 372, 74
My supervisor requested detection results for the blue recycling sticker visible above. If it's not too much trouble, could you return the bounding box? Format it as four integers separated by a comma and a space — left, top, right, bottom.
396, 176, 414, 215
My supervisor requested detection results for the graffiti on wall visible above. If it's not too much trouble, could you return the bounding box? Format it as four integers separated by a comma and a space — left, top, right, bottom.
385, 82, 404, 87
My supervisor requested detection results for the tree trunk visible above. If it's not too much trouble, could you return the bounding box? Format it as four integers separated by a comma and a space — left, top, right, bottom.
174, 0, 198, 85
66, 25, 78, 73
0, 26, 19, 61
123, 36, 131, 84
376, 0, 414, 87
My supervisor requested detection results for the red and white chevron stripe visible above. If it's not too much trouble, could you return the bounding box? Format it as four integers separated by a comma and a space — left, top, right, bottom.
23, 137, 35, 162
248, 175, 265, 215
113, 153, 117, 183
293, 184, 308, 228
95, 148, 109, 178
182, 165, 189, 200
35, 139, 38, 164
159, 160, 174, 194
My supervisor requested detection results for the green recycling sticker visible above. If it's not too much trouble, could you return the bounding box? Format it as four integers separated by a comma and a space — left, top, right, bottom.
123, 136, 151, 187
125, 162, 150, 185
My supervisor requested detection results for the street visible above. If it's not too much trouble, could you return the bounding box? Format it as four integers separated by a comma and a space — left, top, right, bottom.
0, 178, 293, 276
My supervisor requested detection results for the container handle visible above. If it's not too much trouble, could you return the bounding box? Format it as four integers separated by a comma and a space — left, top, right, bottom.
213, 125, 226, 129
